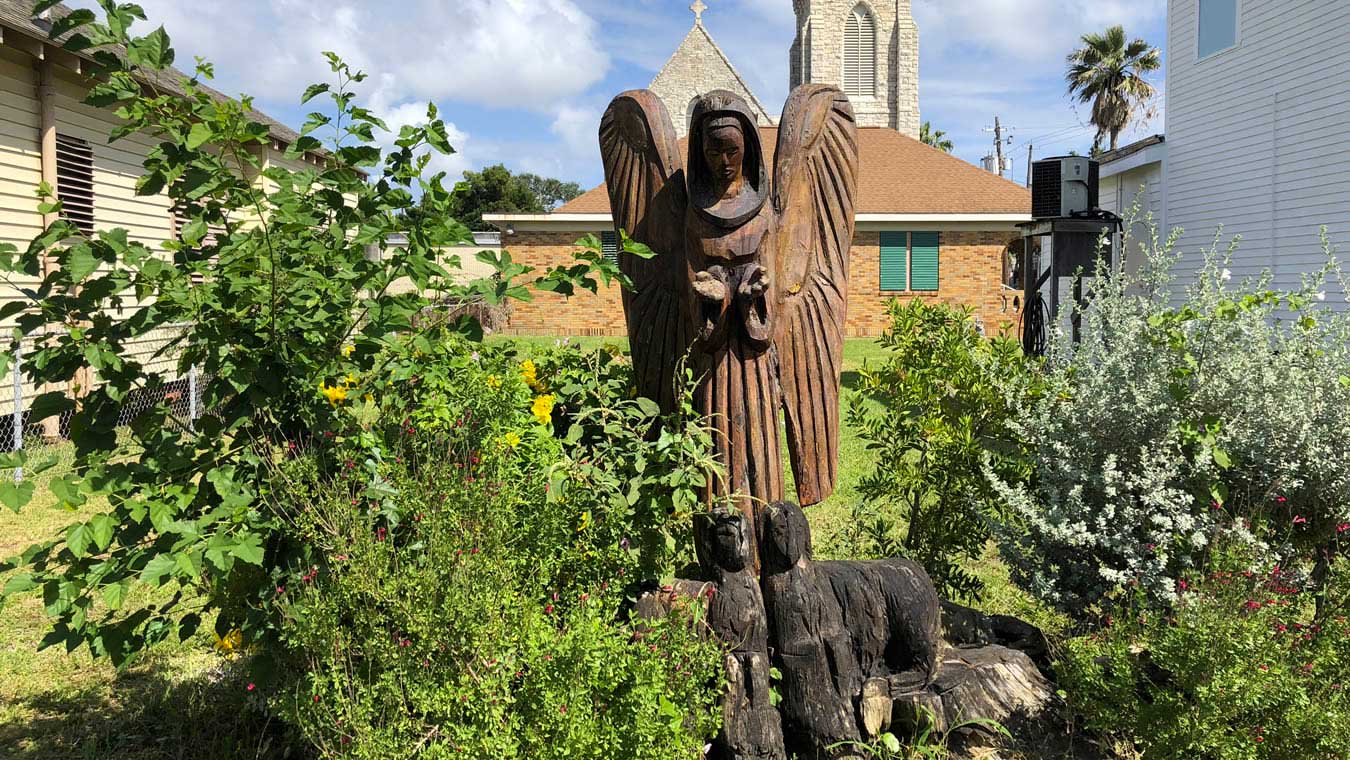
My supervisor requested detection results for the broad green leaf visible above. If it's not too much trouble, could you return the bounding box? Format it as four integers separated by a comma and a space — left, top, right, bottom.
1212, 447, 1232, 469
3, 573, 37, 595
102, 582, 127, 610
181, 219, 207, 246
67, 522, 92, 558
231, 534, 265, 566
48, 8, 95, 39
0, 479, 34, 513
66, 246, 99, 282
126, 26, 174, 69
300, 83, 330, 104
186, 122, 213, 150
50, 474, 87, 510
140, 554, 177, 585
88, 514, 116, 552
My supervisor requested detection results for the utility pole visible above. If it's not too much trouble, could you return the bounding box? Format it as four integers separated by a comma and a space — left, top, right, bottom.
993, 117, 1005, 179
984, 117, 1013, 179
1026, 144, 1034, 186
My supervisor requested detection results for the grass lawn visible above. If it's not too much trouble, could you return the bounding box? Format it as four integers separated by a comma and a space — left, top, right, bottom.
0, 446, 297, 759
1, 336, 1063, 757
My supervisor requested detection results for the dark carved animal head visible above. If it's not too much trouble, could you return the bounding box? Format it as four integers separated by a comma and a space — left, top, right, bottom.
695, 507, 753, 574
759, 501, 812, 573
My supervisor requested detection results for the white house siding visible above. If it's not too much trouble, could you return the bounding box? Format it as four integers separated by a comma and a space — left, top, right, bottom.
1101, 160, 1164, 279
1166, 0, 1350, 303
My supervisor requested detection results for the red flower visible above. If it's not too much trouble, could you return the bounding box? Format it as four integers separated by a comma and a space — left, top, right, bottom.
247, 682, 256, 691
1338, 523, 1350, 534
313, 695, 321, 703
1293, 515, 1308, 525
545, 604, 554, 614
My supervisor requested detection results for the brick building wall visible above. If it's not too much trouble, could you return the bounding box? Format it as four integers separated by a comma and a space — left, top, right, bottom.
497, 229, 1018, 338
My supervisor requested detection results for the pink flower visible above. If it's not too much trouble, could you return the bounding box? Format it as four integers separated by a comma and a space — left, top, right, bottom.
1276, 495, 1288, 504
247, 682, 256, 691
1293, 515, 1308, 525
276, 585, 285, 595
544, 604, 554, 615
1338, 523, 1350, 534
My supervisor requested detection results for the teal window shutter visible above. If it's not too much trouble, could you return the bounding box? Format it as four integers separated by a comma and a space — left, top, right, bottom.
601, 231, 619, 264
879, 231, 908, 291
910, 232, 940, 291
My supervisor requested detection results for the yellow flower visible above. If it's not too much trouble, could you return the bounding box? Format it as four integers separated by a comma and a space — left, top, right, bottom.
214, 628, 244, 655
520, 359, 544, 392
363, 393, 373, 404
486, 374, 501, 390
343, 373, 358, 388
531, 394, 555, 425
342, 344, 355, 357
502, 431, 522, 449
318, 381, 348, 405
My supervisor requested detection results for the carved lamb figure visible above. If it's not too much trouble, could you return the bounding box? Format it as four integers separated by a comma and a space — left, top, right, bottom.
759, 501, 945, 750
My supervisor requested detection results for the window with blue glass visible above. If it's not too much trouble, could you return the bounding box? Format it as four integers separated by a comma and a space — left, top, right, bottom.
1198, 0, 1239, 59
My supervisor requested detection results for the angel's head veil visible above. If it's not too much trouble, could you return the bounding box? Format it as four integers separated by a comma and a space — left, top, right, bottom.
688, 90, 769, 228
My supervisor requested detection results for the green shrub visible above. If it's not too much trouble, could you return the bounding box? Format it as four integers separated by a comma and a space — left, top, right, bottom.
264, 335, 723, 758
991, 227, 1350, 617
1059, 546, 1350, 759
845, 299, 1039, 599
0, 2, 631, 667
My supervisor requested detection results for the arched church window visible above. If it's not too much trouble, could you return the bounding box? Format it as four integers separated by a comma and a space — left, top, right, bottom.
843, 4, 876, 97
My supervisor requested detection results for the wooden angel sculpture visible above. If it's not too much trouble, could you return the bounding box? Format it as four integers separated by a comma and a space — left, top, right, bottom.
600, 86, 859, 551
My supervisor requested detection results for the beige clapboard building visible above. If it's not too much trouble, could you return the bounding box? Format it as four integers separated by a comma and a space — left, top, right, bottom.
0, 0, 338, 423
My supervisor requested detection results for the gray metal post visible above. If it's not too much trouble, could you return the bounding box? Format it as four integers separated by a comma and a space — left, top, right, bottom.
188, 364, 198, 431
13, 341, 22, 482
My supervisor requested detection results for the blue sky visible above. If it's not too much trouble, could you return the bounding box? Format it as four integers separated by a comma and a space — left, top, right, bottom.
81, 0, 1169, 189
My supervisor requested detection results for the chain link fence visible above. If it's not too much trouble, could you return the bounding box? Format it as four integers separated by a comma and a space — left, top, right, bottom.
4, 324, 205, 482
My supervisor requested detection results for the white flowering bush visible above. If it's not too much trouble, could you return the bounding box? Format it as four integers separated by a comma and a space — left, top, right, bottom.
991, 223, 1350, 617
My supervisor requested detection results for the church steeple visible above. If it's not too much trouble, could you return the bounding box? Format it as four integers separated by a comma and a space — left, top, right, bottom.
649, 1, 774, 137
791, 0, 919, 137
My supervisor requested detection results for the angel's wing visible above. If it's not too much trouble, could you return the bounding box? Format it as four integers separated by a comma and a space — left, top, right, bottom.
770, 84, 860, 506
600, 90, 689, 413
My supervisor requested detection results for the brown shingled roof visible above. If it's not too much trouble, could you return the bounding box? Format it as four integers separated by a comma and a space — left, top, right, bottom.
558, 126, 1030, 215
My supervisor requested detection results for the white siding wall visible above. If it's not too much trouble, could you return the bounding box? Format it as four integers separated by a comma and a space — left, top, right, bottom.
1166, 0, 1350, 304
1101, 161, 1164, 278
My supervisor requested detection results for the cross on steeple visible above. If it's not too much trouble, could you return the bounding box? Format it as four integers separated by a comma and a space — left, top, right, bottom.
690, 0, 708, 24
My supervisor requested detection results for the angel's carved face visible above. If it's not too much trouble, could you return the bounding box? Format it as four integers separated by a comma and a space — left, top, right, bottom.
703, 124, 745, 192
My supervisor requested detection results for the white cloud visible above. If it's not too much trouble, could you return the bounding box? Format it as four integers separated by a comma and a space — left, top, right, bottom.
96, 0, 610, 111
913, 0, 1167, 74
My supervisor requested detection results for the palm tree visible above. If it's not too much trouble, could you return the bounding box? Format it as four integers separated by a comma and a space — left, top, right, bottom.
1065, 25, 1161, 152
919, 121, 954, 153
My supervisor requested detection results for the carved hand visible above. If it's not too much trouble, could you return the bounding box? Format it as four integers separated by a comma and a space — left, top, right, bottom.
693, 270, 729, 303
738, 264, 770, 301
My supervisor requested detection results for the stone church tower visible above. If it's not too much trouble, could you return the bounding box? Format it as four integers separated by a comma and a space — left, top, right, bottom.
649, 2, 775, 138
789, 0, 919, 137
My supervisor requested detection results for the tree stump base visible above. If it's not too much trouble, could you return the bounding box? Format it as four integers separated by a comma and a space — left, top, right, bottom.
889, 644, 1054, 742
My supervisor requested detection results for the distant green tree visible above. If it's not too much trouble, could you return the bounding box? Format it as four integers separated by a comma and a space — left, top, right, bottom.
919, 121, 954, 153
519, 173, 583, 210
449, 164, 546, 230
1065, 25, 1161, 152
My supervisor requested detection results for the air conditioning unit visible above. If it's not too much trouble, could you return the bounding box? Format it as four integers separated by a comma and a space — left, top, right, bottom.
1031, 156, 1099, 219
